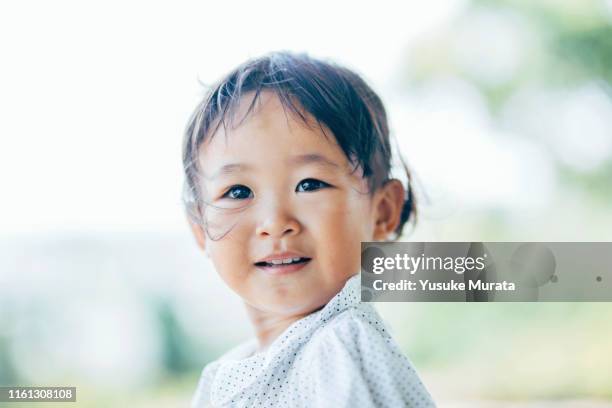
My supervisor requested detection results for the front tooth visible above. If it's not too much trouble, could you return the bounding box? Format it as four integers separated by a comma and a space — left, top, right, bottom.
270, 259, 283, 265
282, 258, 293, 264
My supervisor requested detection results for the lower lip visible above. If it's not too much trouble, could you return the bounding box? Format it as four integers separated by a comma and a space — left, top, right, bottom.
255, 259, 311, 275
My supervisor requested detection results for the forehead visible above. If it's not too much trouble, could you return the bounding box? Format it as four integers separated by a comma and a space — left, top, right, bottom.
198, 91, 358, 177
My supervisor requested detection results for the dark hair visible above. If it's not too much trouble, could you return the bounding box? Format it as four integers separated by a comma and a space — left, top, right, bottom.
182, 51, 417, 241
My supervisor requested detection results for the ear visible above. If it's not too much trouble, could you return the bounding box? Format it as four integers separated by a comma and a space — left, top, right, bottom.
188, 217, 208, 254
372, 179, 405, 241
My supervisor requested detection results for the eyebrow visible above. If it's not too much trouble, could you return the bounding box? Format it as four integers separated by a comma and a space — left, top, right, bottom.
207, 153, 341, 179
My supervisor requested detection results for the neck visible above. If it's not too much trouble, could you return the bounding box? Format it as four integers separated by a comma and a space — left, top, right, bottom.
244, 304, 316, 353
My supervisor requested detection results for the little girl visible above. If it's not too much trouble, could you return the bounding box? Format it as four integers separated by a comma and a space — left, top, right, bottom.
182, 52, 435, 407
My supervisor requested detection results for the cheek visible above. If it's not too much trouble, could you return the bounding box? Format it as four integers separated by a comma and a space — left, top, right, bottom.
303, 193, 371, 256
207, 239, 249, 287
313, 192, 370, 230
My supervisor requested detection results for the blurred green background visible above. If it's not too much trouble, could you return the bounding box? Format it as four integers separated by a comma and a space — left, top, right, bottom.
1, 0, 611, 406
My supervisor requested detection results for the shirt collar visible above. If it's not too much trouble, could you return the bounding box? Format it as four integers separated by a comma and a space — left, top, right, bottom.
273, 273, 361, 343
209, 273, 362, 405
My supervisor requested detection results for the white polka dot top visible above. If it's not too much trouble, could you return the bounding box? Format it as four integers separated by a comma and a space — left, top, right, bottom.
191, 274, 436, 407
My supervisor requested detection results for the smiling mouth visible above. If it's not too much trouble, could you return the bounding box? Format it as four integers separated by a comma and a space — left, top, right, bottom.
254, 257, 311, 268
254, 257, 312, 275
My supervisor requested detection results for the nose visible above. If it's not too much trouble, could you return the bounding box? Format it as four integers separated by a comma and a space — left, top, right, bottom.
255, 200, 301, 238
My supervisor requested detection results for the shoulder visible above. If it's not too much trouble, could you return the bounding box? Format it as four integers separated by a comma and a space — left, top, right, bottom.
197, 337, 258, 379
300, 304, 436, 407
305, 303, 398, 359
218, 337, 259, 361
191, 338, 259, 408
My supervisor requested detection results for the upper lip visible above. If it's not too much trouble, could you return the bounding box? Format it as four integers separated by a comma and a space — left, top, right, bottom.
255, 251, 311, 264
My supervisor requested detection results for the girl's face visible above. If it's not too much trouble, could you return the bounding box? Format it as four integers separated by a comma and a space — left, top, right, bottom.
194, 91, 391, 316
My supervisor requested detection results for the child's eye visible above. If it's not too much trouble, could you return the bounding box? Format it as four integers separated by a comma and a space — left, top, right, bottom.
296, 178, 330, 193
222, 185, 253, 200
